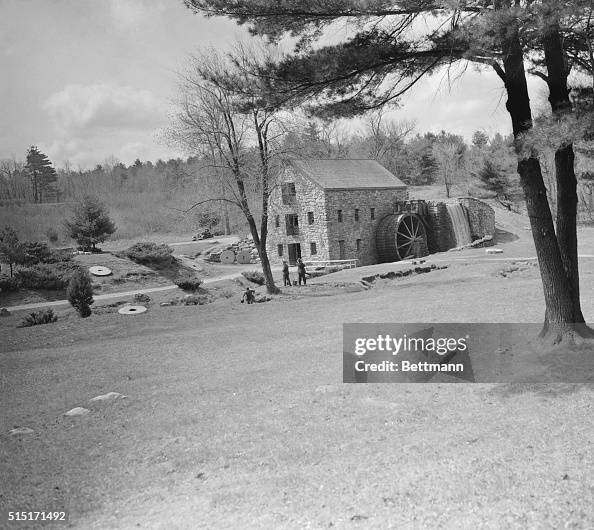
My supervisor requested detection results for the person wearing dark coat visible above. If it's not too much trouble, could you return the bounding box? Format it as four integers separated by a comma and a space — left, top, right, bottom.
241, 287, 256, 304
297, 258, 307, 286
282, 260, 291, 286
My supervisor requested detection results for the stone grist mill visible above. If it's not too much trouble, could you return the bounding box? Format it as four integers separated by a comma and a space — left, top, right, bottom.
266, 159, 496, 267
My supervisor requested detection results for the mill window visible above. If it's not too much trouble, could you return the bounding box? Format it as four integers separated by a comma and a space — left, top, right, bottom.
281, 183, 297, 204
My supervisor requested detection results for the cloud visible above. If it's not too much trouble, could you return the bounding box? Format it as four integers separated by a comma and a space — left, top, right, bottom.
43, 83, 167, 136
40, 131, 182, 169
39, 82, 181, 167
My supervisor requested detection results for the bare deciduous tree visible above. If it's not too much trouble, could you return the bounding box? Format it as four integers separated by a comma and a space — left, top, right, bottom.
168, 48, 287, 294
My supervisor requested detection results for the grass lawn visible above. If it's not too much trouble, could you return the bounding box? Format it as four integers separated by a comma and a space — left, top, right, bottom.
1, 212, 594, 529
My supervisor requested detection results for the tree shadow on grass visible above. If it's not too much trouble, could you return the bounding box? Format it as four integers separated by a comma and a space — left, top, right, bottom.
488, 342, 594, 398
138, 258, 199, 283
488, 382, 594, 398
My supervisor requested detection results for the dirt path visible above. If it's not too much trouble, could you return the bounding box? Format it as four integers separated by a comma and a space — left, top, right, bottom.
3, 271, 247, 312
5, 253, 594, 313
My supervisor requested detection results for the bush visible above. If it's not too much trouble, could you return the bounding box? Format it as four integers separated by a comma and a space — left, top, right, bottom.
123, 242, 175, 265
182, 294, 210, 305
197, 211, 220, 229
48, 248, 73, 262
15, 262, 82, 290
174, 273, 203, 291
0, 274, 19, 292
133, 293, 151, 304
19, 241, 72, 266
67, 269, 94, 317
242, 270, 265, 285
17, 309, 57, 328
20, 241, 53, 265
64, 196, 116, 251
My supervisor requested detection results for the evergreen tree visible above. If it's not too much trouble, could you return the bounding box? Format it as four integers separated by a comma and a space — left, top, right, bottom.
63, 196, 116, 251
472, 130, 489, 149
475, 159, 509, 199
418, 150, 439, 186
25, 146, 57, 203
0, 226, 24, 277
67, 269, 94, 318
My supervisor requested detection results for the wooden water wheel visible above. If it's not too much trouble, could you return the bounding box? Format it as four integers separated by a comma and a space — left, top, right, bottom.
375, 213, 428, 262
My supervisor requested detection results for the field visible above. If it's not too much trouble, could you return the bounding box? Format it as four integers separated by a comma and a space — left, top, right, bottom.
0, 184, 507, 246
0, 197, 217, 244
1, 207, 594, 529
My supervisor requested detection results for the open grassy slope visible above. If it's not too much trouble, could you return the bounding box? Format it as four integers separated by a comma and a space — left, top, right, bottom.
2, 206, 594, 529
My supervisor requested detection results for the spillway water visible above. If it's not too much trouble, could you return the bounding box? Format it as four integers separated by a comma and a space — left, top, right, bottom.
446, 202, 472, 247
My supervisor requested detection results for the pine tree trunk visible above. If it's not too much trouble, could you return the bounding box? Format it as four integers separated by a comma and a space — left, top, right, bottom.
498, 14, 582, 341
554, 146, 585, 324
542, 21, 587, 325
518, 157, 576, 334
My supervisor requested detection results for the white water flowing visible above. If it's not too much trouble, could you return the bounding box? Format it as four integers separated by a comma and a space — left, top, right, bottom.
446, 203, 472, 247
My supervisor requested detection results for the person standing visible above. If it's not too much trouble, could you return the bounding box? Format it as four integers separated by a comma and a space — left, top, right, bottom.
282, 260, 291, 287
297, 258, 307, 286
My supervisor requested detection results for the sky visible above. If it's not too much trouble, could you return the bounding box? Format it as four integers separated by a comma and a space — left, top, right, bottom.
0, 0, 546, 169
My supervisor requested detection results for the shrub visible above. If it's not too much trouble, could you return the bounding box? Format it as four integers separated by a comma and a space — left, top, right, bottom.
48, 248, 73, 262
63, 196, 116, 251
123, 242, 175, 265
20, 241, 72, 266
182, 294, 210, 305
175, 273, 203, 291
67, 269, 94, 317
0, 274, 19, 292
242, 270, 265, 285
133, 293, 151, 304
197, 211, 220, 229
21, 241, 53, 265
45, 227, 59, 243
17, 309, 57, 328
15, 262, 82, 290
0, 225, 24, 277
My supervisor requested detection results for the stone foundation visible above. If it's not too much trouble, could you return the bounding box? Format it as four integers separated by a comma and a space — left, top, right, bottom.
424, 198, 495, 252
457, 197, 496, 241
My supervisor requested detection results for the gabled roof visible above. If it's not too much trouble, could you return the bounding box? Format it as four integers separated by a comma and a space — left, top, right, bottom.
288, 159, 406, 190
